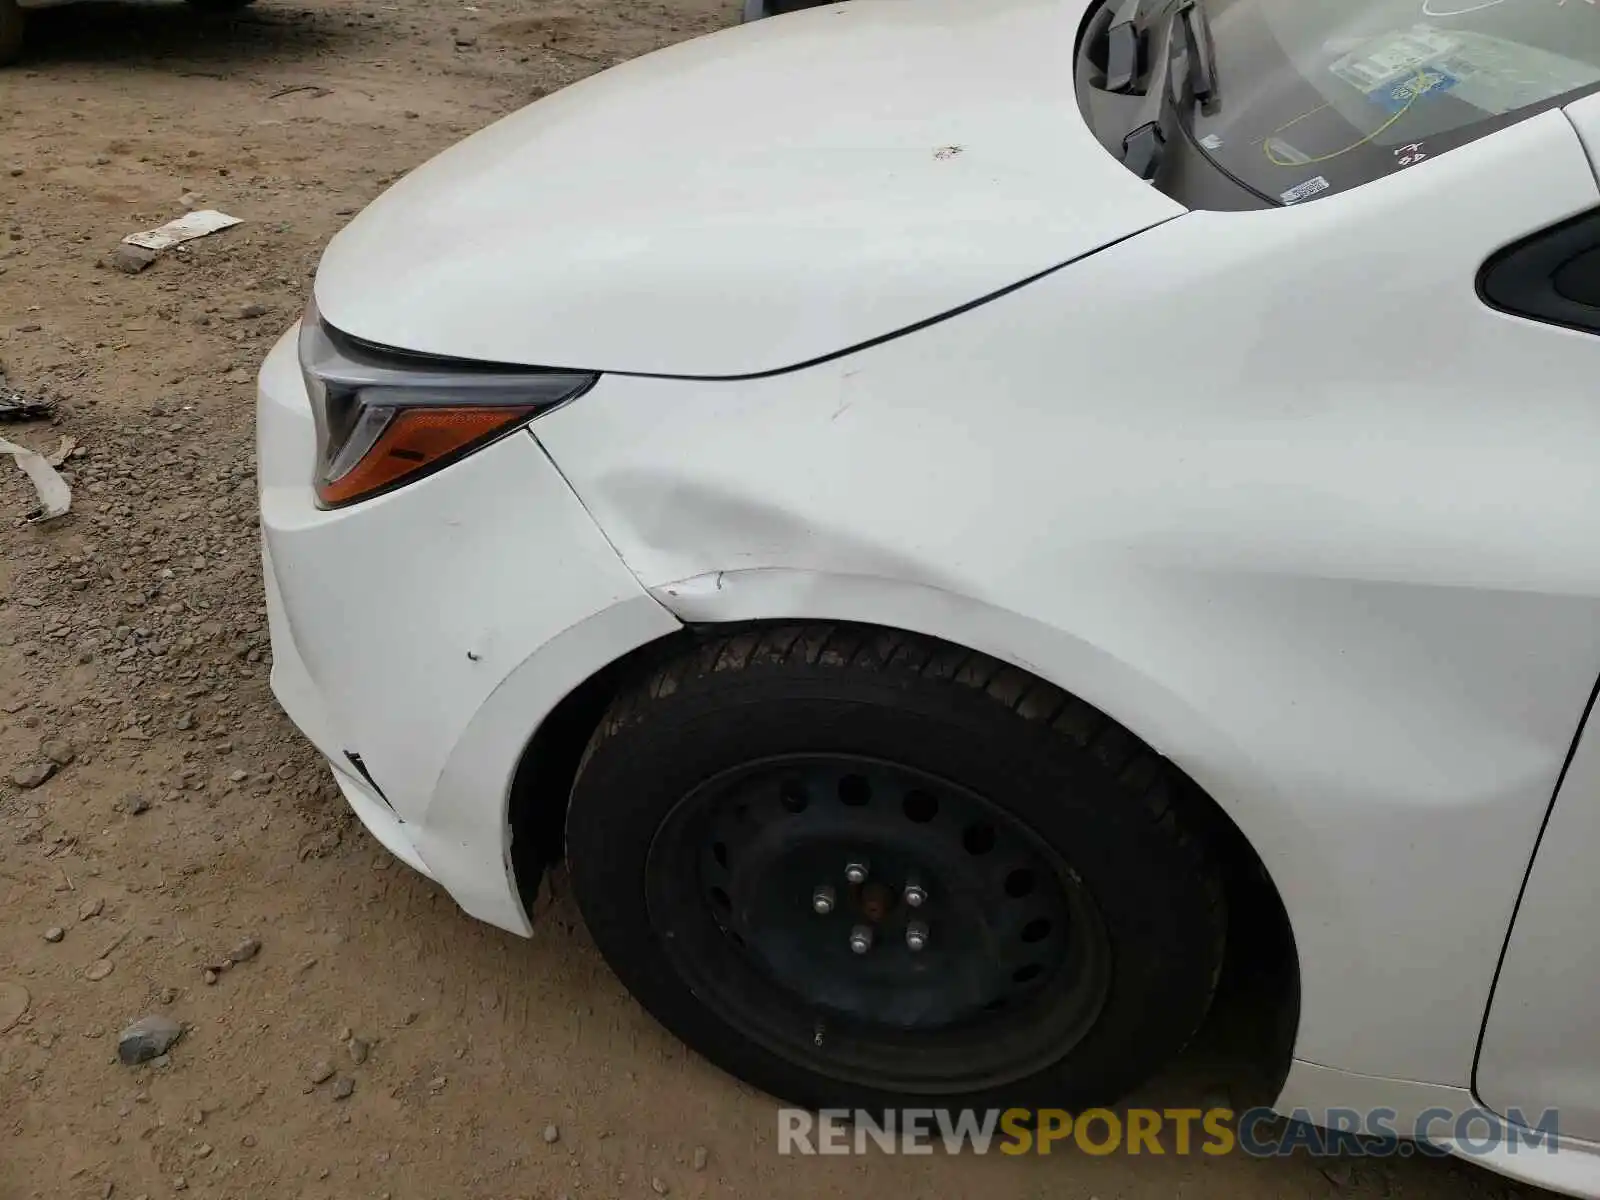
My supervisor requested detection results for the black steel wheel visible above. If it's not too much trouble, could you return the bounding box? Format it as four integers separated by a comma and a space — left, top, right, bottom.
566, 624, 1226, 1111
647, 753, 1112, 1091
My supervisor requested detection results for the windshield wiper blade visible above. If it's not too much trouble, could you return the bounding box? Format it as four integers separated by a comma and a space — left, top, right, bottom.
1117, 0, 1218, 180
1176, 0, 1218, 107
1105, 18, 1140, 92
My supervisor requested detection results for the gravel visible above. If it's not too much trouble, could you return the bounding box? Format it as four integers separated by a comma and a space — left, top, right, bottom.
118, 1015, 184, 1065
12, 762, 56, 789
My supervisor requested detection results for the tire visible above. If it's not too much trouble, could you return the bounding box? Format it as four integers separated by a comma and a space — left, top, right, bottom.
0, 0, 24, 68
566, 624, 1226, 1112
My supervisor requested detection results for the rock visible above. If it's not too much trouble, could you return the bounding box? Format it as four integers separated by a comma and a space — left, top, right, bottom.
1321, 1164, 1357, 1190
0, 981, 29, 1033
79, 896, 104, 920
109, 245, 160, 275
126, 795, 150, 816
158, 987, 178, 1005
227, 935, 260, 964
228, 769, 247, 783
454, 34, 477, 47
12, 762, 57, 789
347, 1037, 369, 1065
332, 1077, 354, 1100
651, 1177, 670, 1196
692, 1146, 708, 1171
86, 959, 115, 981
41, 738, 75, 766
310, 1061, 335, 1085
542, 1124, 560, 1145
43, 926, 64, 943
202, 969, 217, 986
118, 1015, 183, 1065
237, 303, 267, 320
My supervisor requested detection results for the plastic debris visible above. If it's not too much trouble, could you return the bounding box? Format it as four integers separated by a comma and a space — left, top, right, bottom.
122, 209, 241, 252
0, 388, 54, 421
0, 435, 71, 521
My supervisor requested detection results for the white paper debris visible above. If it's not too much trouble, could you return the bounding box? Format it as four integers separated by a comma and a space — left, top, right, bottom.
122, 210, 242, 252
0, 436, 71, 522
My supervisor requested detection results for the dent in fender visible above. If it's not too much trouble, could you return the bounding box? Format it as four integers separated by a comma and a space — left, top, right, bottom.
649, 564, 1308, 885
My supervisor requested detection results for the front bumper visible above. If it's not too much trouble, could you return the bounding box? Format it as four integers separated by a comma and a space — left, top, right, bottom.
257, 325, 680, 933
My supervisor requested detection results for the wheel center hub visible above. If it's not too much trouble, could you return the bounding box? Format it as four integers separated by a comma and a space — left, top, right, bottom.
693, 757, 1076, 1031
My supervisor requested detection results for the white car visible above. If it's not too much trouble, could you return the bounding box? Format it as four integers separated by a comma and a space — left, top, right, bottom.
260, 0, 1600, 1191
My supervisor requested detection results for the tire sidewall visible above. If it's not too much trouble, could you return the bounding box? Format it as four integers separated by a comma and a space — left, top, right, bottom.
567, 666, 1222, 1113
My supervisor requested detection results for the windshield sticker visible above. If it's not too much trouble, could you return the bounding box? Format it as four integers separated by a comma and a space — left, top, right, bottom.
1331, 28, 1460, 93
1393, 141, 1429, 168
1280, 176, 1331, 205
1369, 67, 1459, 112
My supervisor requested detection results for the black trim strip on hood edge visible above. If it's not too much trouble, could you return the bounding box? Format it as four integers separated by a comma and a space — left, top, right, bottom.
329, 213, 1188, 385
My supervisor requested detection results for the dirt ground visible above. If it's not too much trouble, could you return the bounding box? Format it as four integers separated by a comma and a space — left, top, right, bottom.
0, 3, 1562, 1198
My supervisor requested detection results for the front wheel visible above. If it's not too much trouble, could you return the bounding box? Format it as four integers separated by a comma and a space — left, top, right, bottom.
566, 624, 1227, 1111
0, 0, 25, 67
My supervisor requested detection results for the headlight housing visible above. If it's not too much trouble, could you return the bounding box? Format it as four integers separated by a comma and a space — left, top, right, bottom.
297, 300, 597, 508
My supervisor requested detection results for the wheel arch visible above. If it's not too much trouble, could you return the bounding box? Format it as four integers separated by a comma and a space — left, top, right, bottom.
507, 570, 1300, 1099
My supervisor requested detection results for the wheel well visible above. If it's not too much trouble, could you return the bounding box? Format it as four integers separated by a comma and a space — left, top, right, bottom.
507, 619, 1299, 1103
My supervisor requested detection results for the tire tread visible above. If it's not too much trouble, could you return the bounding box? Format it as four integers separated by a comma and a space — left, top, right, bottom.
587, 622, 1226, 968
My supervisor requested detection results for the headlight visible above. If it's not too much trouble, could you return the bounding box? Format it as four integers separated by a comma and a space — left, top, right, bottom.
297, 300, 597, 508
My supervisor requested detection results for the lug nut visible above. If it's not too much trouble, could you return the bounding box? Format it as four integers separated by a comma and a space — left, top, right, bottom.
812, 885, 836, 915
903, 883, 927, 908
849, 925, 873, 954
844, 861, 869, 885
905, 921, 929, 952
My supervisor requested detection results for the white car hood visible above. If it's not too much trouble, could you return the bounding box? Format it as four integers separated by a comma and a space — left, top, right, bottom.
315, 0, 1183, 378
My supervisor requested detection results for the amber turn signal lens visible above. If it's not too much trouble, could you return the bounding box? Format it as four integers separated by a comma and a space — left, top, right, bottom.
317, 405, 536, 507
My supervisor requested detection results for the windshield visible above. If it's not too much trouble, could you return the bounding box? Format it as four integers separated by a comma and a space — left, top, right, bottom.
1175, 0, 1600, 205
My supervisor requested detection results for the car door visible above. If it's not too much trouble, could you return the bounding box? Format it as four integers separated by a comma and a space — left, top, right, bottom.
1477, 680, 1600, 1140
1473, 90, 1600, 1144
